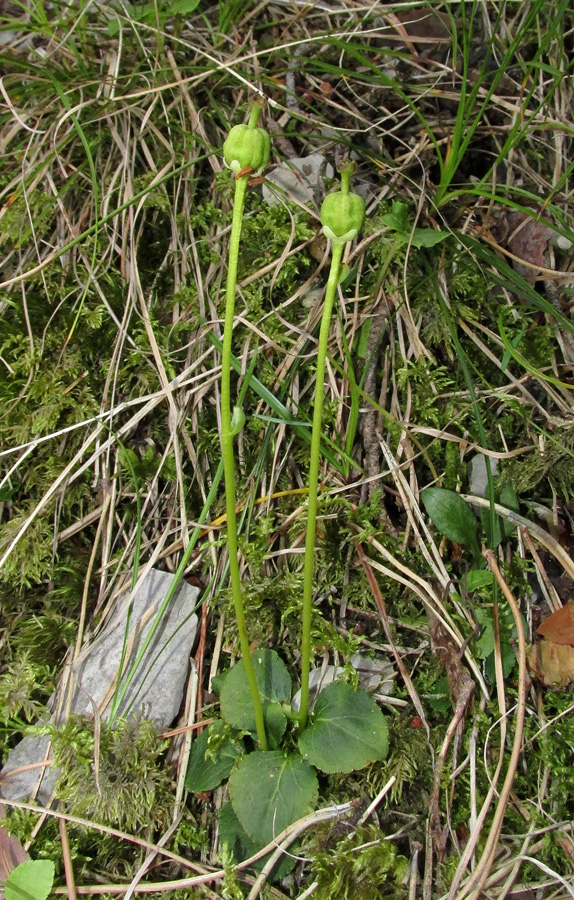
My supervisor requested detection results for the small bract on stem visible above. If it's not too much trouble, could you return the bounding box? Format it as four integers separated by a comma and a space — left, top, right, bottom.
298, 160, 365, 729
220, 101, 269, 750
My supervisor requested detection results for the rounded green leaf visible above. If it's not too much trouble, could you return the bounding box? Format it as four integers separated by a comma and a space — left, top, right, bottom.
218, 800, 258, 864
411, 228, 448, 248
6, 860, 55, 900
185, 720, 243, 793
298, 682, 388, 774
218, 802, 296, 878
229, 751, 318, 847
466, 569, 494, 592
220, 649, 291, 748
421, 487, 479, 547
381, 200, 410, 234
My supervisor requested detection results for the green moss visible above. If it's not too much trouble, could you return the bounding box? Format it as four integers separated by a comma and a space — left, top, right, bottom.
309, 823, 409, 900
0, 653, 53, 725
409, 248, 485, 355
379, 718, 433, 807
504, 424, 574, 501
46, 716, 174, 833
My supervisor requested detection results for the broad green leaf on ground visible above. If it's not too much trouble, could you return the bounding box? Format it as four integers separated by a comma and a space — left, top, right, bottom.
475, 607, 496, 659
481, 482, 520, 548
426, 675, 451, 714
5, 860, 55, 900
170, 0, 202, 11
218, 802, 296, 878
381, 201, 447, 247
107, 0, 201, 34
298, 682, 388, 774
421, 487, 479, 551
218, 801, 258, 865
410, 228, 448, 248
466, 569, 494, 592
220, 649, 291, 748
185, 720, 244, 793
229, 751, 318, 847
381, 201, 410, 233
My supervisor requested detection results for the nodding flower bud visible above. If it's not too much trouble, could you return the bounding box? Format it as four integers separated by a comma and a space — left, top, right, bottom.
320, 163, 365, 244
223, 104, 270, 176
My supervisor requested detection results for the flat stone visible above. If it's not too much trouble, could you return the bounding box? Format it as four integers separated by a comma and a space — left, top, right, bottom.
350, 652, 394, 694
468, 454, 498, 498
291, 652, 393, 713
262, 154, 334, 207
0, 569, 198, 803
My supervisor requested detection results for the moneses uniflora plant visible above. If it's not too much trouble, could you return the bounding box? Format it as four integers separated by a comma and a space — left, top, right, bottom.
186, 103, 388, 871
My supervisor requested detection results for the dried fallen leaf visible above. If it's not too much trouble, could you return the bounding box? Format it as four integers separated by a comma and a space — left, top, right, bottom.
506, 211, 556, 282
0, 803, 29, 886
537, 599, 574, 645
529, 639, 574, 687
387, 8, 451, 48
528, 600, 574, 686
555, 832, 574, 865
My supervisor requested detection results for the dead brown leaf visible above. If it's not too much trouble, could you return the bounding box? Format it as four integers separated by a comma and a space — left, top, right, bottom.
537, 599, 574, 645
506, 212, 556, 282
386, 8, 451, 44
555, 832, 574, 865
0, 803, 29, 885
528, 639, 574, 687
377, 8, 453, 61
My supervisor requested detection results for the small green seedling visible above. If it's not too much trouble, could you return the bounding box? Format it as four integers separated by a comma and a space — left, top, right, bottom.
421, 486, 482, 560
422, 485, 521, 680
381, 200, 448, 249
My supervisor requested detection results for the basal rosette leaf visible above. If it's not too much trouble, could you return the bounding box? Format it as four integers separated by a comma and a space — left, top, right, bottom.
220, 649, 291, 748
185, 720, 244, 793
298, 682, 388, 774
229, 751, 318, 847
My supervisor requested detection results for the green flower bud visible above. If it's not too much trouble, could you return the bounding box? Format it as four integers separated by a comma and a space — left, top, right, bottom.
320, 189, 365, 245
223, 124, 270, 175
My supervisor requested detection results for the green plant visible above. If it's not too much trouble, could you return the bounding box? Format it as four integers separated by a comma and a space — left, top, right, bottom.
421, 485, 519, 562
299, 159, 366, 730
0, 654, 53, 725
219, 101, 270, 750
46, 716, 173, 832
309, 823, 408, 900
186, 136, 388, 873
106, 0, 202, 36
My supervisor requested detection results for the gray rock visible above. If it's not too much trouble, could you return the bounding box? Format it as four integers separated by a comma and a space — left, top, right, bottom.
290, 664, 342, 713
291, 652, 393, 713
0, 569, 198, 803
350, 652, 394, 694
468, 454, 498, 498
262, 154, 334, 207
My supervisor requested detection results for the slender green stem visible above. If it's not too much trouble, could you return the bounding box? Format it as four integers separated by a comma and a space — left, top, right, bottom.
299, 241, 344, 729
340, 168, 350, 194
247, 103, 261, 129
221, 172, 268, 750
